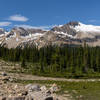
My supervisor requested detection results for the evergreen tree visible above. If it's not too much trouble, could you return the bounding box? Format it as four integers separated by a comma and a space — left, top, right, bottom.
21, 59, 26, 68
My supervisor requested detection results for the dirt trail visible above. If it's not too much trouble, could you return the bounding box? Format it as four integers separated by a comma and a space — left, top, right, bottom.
7, 72, 100, 82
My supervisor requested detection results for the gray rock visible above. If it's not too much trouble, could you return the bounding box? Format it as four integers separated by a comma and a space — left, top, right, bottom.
29, 92, 53, 100
40, 86, 47, 92
9, 78, 14, 82
45, 90, 51, 96
1, 72, 7, 76
28, 85, 40, 92
21, 91, 28, 96
25, 84, 32, 89
2, 76, 10, 82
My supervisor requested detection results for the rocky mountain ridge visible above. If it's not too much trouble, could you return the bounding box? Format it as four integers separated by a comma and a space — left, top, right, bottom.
1, 21, 100, 48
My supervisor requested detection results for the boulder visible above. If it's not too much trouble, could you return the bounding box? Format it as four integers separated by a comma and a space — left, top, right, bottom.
25, 84, 32, 89
1, 72, 7, 76
9, 78, 14, 82
28, 91, 53, 100
14, 85, 18, 89
21, 91, 28, 96
45, 90, 51, 96
2, 76, 10, 82
27, 85, 40, 92
40, 86, 47, 92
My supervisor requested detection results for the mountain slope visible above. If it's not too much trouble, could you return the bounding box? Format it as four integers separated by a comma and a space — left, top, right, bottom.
1, 21, 100, 48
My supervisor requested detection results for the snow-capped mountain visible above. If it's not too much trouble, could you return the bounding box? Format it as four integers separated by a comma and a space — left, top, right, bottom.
1, 21, 100, 48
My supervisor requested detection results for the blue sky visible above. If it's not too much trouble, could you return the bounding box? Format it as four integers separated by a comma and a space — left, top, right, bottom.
0, 0, 100, 30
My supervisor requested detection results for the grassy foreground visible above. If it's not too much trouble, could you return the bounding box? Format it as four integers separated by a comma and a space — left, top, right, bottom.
1, 60, 100, 99
14, 79, 100, 100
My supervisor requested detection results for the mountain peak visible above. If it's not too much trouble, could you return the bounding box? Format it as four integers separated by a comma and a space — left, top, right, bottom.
1, 21, 100, 48
67, 21, 79, 27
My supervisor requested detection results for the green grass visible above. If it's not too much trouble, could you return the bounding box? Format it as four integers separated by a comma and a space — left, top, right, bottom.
1, 60, 100, 99
14, 79, 100, 100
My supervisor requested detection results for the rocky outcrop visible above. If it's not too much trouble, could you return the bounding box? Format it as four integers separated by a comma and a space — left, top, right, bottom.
0, 72, 60, 100
51, 21, 78, 36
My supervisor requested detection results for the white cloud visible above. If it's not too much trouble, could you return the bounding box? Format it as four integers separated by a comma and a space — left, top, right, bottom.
15, 24, 54, 30
0, 22, 11, 27
8, 14, 28, 22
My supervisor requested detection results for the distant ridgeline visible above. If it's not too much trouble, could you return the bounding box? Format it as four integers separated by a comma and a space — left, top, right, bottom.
0, 45, 100, 78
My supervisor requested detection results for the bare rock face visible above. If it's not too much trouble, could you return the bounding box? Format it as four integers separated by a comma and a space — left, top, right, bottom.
1, 27, 46, 49
1, 21, 100, 48
51, 21, 78, 36
10, 27, 46, 37
27, 29, 46, 34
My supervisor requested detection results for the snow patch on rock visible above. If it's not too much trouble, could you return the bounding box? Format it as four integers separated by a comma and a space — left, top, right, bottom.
73, 22, 100, 33
54, 31, 75, 38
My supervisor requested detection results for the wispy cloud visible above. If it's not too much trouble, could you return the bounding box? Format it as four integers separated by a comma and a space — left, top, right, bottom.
8, 14, 29, 22
88, 19, 100, 23
0, 22, 11, 27
15, 24, 54, 30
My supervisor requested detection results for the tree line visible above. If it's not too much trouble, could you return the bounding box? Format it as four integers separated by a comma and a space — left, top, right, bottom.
0, 45, 100, 78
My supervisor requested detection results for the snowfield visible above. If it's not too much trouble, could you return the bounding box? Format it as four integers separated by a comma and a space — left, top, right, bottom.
73, 22, 100, 33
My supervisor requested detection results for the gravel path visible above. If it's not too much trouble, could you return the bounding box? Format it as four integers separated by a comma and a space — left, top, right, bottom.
7, 73, 100, 82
